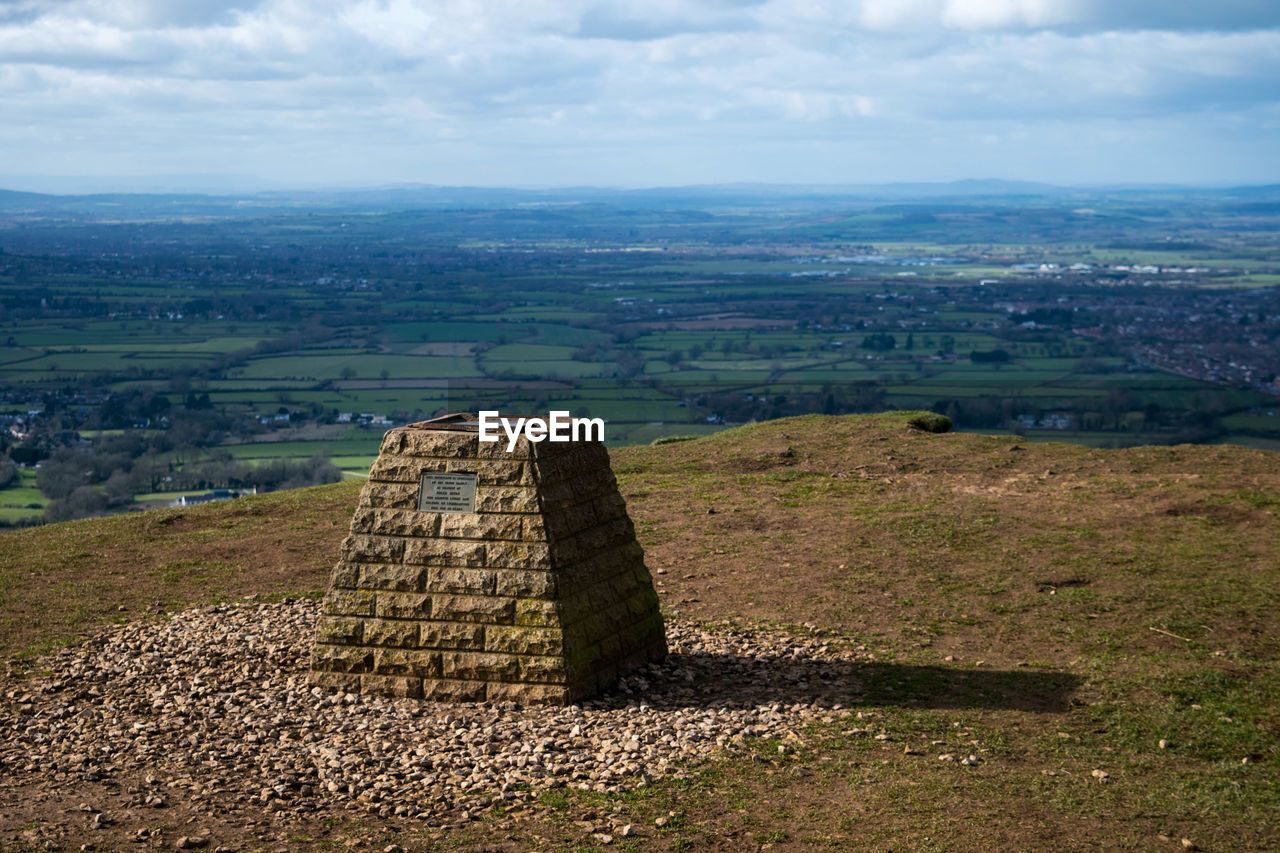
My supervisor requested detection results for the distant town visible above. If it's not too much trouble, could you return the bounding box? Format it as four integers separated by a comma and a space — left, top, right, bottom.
1, 184, 1278, 525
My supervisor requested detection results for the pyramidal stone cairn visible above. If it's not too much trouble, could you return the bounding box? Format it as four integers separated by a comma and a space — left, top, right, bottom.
308, 413, 667, 704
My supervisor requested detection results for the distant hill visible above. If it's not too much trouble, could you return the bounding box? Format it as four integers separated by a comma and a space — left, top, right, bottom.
4, 180, 1280, 220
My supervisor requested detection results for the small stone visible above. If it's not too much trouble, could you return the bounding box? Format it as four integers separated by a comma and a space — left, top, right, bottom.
175, 837, 208, 850
1091, 769, 1109, 781
592, 833, 613, 845
1181, 840, 1198, 851
1159, 739, 1171, 749
938, 754, 956, 762
619, 825, 635, 838
654, 816, 668, 828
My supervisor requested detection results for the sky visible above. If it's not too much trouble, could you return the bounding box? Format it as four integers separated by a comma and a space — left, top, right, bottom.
1, 0, 1279, 192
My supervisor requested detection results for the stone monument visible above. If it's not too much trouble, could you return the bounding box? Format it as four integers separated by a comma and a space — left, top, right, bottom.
308, 412, 667, 704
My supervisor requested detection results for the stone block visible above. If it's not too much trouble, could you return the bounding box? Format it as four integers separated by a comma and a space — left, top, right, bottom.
514, 598, 559, 628
310, 644, 373, 674
450, 458, 531, 486
619, 613, 667, 656
373, 648, 441, 679
585, 581, 621, 615
362, 618, 419, 648
358, 564, 429, 593
341, 534, 406, 563
475, 435, 530, 460
314, 615, 363, 645
485, 541, 552, 570
598, 631, 623, 663
403, 538, 487, 567
371, 456, 533, 489
419, 621, 486, 650
576, 518, 634, 557
360, 674, 423, 699
427, 566, 496, 596
494, 568, 556, 598
564, 642, 601, 676
474, 486, 540, 514
374, 591, 432, 620
328, 561, 359, 590
432, 593, 516, 624
395, 428, 479, 459
521, 514, 548, 541
537, 444, 608, 484
378, 430, 404, 456
351, 507, 441, 538
545, 502, 597, 540
485, 681, 569, 705
518, 655, 569, 684
439, 512, 523, 541
537, 479, 576, 507
421, 678, 487, 702
486, 625, 564, 657
441, 651, 522, 682
367, 454, 429, 483
359, 480, 419, 509
625, 585, 660, 617
591, 491, 630, 523
323, 589, 376, 618
556, 591, 593, 628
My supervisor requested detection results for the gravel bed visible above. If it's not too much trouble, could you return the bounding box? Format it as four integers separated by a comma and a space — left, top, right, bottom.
1, 600, 864, 823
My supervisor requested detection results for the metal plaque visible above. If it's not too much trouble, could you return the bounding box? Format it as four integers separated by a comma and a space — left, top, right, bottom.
418, 471, 477, 514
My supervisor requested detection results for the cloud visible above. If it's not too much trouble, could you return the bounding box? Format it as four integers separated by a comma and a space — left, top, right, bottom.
0, 0, 1276, 187
574, 1, 760, 42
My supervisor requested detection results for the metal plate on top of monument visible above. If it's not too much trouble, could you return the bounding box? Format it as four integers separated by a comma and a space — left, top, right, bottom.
418, 472, 477, 514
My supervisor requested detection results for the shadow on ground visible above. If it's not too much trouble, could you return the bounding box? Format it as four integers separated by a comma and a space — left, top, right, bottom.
596, 652, 1081, 714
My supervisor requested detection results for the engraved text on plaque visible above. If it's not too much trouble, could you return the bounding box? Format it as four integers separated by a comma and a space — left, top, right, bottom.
418, 472, 477, 513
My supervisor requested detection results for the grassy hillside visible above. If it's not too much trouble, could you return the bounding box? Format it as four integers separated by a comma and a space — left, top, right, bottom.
2, 412, 1278, 851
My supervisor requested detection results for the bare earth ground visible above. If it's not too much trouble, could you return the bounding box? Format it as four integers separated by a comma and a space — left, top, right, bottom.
1, 412, 1278, 851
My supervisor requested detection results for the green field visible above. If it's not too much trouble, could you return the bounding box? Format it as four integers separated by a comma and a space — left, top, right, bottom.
1, 192, 1277, 528
0, 469, 44, 523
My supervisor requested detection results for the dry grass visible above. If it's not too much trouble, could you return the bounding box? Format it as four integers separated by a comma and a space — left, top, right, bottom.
2, 411, 1278, 851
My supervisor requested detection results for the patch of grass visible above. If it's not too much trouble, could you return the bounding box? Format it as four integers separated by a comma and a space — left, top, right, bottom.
0, 480, 359, 661
906, 412, 953, 433
3, 412, 1279, 850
